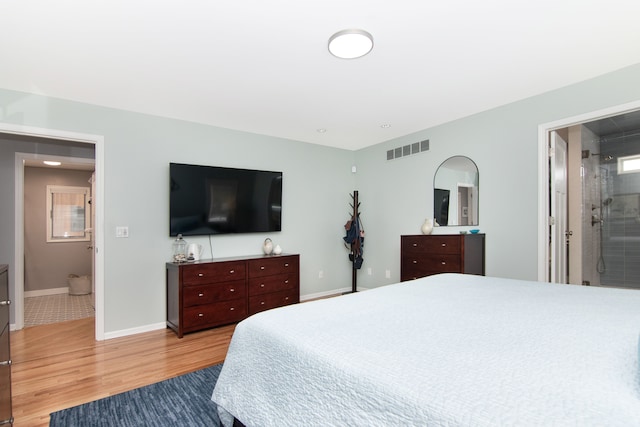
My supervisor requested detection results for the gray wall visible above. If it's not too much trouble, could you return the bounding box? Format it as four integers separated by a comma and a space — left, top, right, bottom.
1, 62, 640, 336
0, 93, 355, 333
24, 166, 93, 292
353, 63, 640, 287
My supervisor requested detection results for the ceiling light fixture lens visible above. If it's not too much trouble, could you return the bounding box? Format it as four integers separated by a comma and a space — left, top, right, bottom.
328, 29, 373, 59
43, 161, 61, 166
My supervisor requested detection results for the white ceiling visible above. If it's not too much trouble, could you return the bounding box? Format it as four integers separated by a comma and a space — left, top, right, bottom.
2, 1, 640, 151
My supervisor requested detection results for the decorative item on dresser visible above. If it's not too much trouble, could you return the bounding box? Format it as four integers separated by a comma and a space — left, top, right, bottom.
400, 234, 485, 281
0, 264, 12, 426
166, 254, 299, 338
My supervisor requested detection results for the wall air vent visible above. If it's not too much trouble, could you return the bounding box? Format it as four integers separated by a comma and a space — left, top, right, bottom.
386, 139, 429, 161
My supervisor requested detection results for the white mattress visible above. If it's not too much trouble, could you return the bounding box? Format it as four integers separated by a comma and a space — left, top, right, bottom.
211, 273, 640, 426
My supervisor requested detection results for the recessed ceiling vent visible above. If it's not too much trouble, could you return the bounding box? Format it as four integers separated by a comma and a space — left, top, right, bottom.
386, 139, 429, 161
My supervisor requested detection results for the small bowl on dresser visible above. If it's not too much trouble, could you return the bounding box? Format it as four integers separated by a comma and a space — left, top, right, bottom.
469, 229, 480, 234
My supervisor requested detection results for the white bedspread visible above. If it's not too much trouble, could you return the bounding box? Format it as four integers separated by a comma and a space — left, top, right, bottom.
211, 273, 640, 426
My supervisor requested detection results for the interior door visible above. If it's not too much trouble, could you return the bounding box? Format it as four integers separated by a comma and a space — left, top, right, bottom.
550, 131, 568, 283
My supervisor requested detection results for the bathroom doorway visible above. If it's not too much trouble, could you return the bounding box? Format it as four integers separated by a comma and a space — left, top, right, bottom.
1, 123, 105, 340
549, 108, 640, 289
22, 157, 96, 326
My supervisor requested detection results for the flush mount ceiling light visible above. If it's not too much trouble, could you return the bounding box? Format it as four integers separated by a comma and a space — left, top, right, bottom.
328, 29, 373, 59
43, 161, 61, 166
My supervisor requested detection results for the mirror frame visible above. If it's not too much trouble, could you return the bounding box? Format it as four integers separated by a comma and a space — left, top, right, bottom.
433, 156, 479, 226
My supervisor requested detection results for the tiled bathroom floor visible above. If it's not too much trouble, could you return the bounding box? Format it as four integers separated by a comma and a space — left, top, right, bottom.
24, 293, 95, 327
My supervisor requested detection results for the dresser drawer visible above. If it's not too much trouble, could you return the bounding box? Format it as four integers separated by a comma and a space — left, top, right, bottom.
401, 260, 462, 281
401, 235, 461, 254
183, 299, 247, 330
248, 273, 297, 296
248, 256, 299, 278
402, 254, 462, 273
249, 288, 298, 315
183, 281, 246, 307
181, 262, 246, 285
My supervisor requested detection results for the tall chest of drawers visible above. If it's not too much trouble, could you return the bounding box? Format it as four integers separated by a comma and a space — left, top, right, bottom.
401, 234, 485, 281
166, 254, 299, 338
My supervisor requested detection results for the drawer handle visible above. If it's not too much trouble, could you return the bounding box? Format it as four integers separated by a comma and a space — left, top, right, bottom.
412, 260, 417, 264
260, 266, 265, 270
230, 307, 235, 311
198, 313, 204, 317
198, 273, 204, 277
0, 300, 10, 306
441, 243, 446, 247
260, 284, 265, 288
229, 269, 235, 274
230, 288, 235, 292
198, 293, 204, 297
441, 261, 446, 265
285, 297, 289, 301
284, 263, 289, 267
412, 243, 417, 247
260, 301, 265, 305
0, 360, 11, 366
284, 280, 289, 284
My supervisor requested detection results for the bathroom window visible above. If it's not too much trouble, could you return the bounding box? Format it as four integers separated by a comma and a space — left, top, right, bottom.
46, 185, 91, 243
618, 154, 640, 175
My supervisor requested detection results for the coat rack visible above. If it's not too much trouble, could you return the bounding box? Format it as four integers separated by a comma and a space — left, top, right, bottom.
343, 190, 363, 293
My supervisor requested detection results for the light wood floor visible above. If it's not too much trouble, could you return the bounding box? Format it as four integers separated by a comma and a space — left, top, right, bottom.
10, 318, 235, 427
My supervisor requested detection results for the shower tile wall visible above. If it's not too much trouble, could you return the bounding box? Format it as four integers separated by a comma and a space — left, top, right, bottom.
600, 133, 640, 289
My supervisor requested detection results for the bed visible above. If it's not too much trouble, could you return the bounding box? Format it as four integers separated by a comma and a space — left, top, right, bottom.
211, 273, 640, 426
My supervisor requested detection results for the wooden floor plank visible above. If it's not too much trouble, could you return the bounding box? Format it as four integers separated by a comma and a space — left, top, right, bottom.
10, 318, 234, 427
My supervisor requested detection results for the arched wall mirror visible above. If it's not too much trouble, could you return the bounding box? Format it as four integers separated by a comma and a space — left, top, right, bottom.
433, 156, 479, 226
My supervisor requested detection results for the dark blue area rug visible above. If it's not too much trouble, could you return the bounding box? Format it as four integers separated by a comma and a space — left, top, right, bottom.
49, 364, 223, 427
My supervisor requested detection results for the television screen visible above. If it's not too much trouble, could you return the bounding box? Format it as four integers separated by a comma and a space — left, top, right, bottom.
170, 163, 282, 236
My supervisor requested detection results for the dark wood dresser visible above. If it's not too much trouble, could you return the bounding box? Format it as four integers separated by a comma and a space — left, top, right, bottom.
0, 264, 12, 426
401, 234, 485, 281
166, 254, 299, 338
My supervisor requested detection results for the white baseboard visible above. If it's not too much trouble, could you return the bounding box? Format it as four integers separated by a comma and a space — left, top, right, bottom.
24, 287, 68, 298
103, 322, 166, 340
301, 286, 369, 301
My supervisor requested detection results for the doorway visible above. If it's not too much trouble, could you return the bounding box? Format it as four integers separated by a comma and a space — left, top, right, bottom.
22, 157, 95, 326
540, 102, 640, 288
1, 122, 105, 340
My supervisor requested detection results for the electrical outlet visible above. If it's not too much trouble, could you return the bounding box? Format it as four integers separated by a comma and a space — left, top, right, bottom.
385, 269, 391, 279
318, 270, 324, 279
116, 226, 129, 238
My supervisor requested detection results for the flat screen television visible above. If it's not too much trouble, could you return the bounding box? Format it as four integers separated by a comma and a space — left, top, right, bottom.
170, 163, 282, 236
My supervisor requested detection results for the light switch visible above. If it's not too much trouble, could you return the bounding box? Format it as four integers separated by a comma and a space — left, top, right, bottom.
116, 226, 129, 238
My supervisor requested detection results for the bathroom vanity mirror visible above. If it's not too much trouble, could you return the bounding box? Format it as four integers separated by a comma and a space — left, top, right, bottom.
433, 156, 479, 226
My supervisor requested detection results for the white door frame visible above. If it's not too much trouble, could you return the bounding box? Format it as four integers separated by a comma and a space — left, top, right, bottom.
537, 99, 640, 282
2, 123, 105, 340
